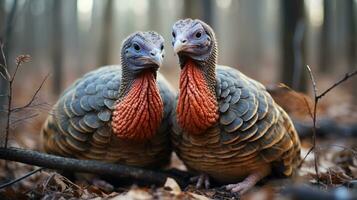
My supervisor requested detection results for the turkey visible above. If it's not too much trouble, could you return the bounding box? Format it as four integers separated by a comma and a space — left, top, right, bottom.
41, 31, 175, 169
171, 19, 301, 194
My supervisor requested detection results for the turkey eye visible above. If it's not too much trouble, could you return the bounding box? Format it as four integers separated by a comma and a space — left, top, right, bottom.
172, 32, 176, 38
195, 32, 202, 38
160, 44, 164, 51
133, 43, 140, 51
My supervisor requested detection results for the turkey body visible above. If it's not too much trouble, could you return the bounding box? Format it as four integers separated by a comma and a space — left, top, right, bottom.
42, 65, 175, 168
172, 65, 301, 183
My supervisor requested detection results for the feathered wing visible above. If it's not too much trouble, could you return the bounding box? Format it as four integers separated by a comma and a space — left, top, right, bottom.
216, 65, 300, 176
42, 65, 174, 167
171, 65, 301, 181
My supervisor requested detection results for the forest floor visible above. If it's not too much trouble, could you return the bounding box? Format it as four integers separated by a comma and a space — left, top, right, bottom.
0, 79, 356, 200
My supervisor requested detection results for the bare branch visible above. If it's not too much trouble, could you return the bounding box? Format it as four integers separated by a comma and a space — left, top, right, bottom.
317, 69, 357, 99
10, 113, 39, 126
305, 65, 320, 182
298, 146, 314, 169
10, 55, 31, 83
302, 65, 357, 182
0, 167, 44, 189
306, 65, 318, 99
0, 71, 8, 81
0, 43, 8, 74
0, 147, 189, 187
9, 61, 21, 83
11, 73, 49, 112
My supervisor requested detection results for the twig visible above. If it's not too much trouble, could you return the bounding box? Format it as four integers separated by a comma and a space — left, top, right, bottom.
0, 147, 188, 187
298, 146, 314, 168
302, 65, 357, 184
0, 44, 9, 79
305, 65, 319, 183
0, 167, 44, 189
10, 113, 39, 125
317, 69, 357, 99
0, 43, 38, 148
11, 74, 49, 112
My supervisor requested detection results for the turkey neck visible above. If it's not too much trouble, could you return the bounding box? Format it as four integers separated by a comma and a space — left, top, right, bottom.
111, 60, 164, 141
177, 38, 219, 135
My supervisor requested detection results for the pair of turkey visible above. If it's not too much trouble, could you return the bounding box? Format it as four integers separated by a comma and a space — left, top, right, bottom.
42, 19, 301, 194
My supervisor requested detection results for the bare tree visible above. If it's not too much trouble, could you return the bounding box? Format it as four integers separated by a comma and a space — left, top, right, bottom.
183, 0, 214, 25
0, 0, 18, 138
346, 0, 357, 103
319, 0, 333, 73
280, 0, 307, 92
98, 0, 114, 66
51, 1, 63, 96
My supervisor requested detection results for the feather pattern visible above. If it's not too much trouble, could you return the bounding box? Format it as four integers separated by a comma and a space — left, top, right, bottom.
42, 65, 175, 168
172, 65, 301, 182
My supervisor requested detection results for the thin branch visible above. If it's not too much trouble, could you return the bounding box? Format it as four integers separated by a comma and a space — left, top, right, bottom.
1, 44, 11, 149
0, 147, 188, 187
317, 69, 357, 99
306, 65, 318, 98
301, 66, 357, 183
0, 43, 9, 78
11, 73, 49, 112
10, 113, 39, 125
9, 60, 21, 83
0, 71, 7, 81
12, 102, 51, 113
305, 65, 320, 183
0, 167, 44, 189
298, 146, 314, 168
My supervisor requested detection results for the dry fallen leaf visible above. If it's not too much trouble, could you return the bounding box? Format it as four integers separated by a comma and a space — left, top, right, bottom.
164, 177, 181, 194
266, 83, 322, 119
109, 188, 152, 200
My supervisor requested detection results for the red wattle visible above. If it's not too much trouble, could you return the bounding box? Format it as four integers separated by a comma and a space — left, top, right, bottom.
111, 72, 163, 140
177, 59, 218, 134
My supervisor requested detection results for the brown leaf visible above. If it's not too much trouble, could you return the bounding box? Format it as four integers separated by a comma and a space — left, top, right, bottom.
164, 177, 181, 194
266, 83, 323, 119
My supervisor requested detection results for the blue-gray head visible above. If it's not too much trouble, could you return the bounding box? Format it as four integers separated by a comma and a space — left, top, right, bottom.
172, 19, 215, 63
121, 31, 165, 74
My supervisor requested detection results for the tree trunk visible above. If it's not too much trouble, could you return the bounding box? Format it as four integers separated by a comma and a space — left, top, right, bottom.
0, 0, 17, 146
51, 1, 63, 96
98, 0, 114, 66
280, 0, 307, 92
319, 0, 333, 73
0, 1, 7, 146
183, 0, 213, 25
149, 0, 160, 31
346, 0, 356, 103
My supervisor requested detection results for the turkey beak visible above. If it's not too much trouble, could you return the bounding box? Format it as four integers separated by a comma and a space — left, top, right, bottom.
173, 38, 188, 54
149, 50, 163, 68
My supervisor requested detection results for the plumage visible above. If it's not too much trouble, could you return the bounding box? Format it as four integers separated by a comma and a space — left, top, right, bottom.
171, 19, 301, 193
173, 65, 301, 179
41, 32, 175, 169
42, 66, 175, 167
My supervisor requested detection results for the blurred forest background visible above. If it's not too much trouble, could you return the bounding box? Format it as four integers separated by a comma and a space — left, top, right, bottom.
0, 0, 356, 142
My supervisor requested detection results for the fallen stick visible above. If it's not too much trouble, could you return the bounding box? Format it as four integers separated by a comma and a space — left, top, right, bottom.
0, 147, 184, 186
